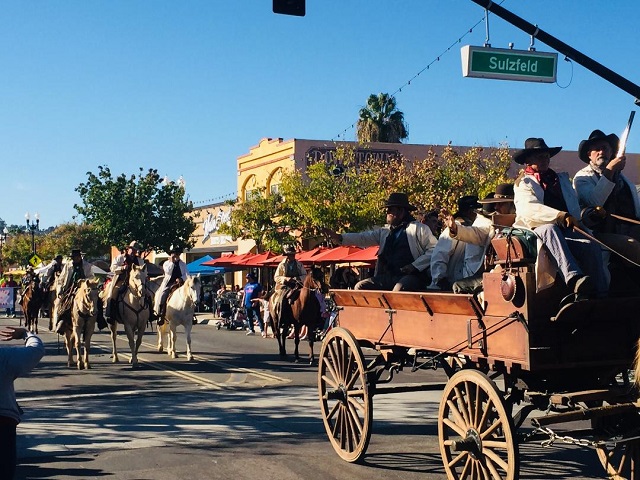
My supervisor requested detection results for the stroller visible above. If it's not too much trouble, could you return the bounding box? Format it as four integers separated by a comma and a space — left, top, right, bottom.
215, 293, 246, 330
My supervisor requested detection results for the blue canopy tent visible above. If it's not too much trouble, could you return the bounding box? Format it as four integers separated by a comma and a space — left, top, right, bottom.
186, 255, 226, 276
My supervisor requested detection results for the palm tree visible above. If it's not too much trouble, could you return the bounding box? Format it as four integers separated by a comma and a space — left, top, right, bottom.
356, 93, 409, 143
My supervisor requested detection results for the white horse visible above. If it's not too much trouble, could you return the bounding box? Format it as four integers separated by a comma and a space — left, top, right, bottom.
64, 278, 100, 369
110, 264, 150, 367
157, 275, 201, 361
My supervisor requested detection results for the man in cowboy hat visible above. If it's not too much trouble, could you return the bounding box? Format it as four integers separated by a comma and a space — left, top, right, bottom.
271, 245, 307, 319
54, 249, 95, 333
154, 245, 187, 325
322, 192, 437, 291
429, 195, 486, 291
513, 137, 608, 296
437, 184, 517, 294
102, 240, 145, 324
573, 129, 640, 277
574, 129, 640, 238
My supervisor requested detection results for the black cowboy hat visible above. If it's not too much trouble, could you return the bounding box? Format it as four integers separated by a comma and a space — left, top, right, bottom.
283, 245, 296, 255
452, 195, 482, 219
54, 254, 63, 261
70, 248, 82, 257
578, 129, 620, 163
478, 183, 515, 204
383, 192, 417, 211
513, 138, 562, 165
128, 241, 142, 252
169, 245, 183, 254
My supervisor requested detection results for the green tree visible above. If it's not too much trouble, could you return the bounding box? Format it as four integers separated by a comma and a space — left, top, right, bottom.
74, 166, 197, 255
218, 188, 291, 252
279, 146, 384, 238
38, 223, 109, 261
356, 93, 409, 144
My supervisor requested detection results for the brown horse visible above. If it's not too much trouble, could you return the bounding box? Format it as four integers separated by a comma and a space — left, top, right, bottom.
20, 278, 45, 334
268, 267, 328, 364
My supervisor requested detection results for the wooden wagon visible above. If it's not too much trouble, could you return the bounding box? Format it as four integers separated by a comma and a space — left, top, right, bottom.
317, 235, 640, 479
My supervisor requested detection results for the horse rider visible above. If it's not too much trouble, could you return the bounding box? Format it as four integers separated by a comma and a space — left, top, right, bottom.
20, 267, 38, 295
272, 245, 307, 317
102, 241, 145, 324
154, 246, 187, 325
54, 249, 95, 334
40, 255, 63, 292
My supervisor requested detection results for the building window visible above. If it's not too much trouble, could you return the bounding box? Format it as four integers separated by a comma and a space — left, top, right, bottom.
270, 184, 280, 195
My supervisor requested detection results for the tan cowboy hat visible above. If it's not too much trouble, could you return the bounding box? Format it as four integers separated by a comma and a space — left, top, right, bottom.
513, 138, 562, 165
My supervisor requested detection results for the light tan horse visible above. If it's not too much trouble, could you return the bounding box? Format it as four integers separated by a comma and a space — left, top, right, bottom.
110, 264, 149, 367
157, 275, 201, 361
63, 278, 100, 369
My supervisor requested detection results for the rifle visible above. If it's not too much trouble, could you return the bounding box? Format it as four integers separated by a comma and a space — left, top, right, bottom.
616, 110, 636, 158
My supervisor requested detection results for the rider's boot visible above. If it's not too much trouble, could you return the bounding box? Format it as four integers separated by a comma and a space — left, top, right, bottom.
105, 299, 117, 325
157, 305, 166, 326
55, 319, 66, 335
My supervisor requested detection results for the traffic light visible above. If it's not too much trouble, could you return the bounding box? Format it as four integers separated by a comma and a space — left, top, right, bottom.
273, 0, 305, 17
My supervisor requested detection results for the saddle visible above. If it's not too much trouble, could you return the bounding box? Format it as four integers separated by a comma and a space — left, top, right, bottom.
285, 287, 301, 304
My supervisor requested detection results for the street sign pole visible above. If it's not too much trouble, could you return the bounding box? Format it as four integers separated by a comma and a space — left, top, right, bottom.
469, 0, 640, 105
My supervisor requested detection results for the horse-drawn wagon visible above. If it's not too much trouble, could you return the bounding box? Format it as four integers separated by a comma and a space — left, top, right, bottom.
318, 233, 640, 479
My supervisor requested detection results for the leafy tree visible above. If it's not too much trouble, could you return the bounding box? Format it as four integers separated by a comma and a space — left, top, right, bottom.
280, 146, 385, 238
38, 223, 109, 261
371, 144, 512, 214
356, 93, 409, 144
219, 188, 292, 253
74, 166, 197, 255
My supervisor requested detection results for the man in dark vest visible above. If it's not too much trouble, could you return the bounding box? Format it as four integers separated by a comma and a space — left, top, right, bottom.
323, 192, 437, 291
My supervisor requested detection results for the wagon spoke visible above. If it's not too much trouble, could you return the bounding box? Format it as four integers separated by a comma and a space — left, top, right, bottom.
479, 458, 499, 480
477, 395, 494, 432
464, 381, 477, 428
483, 440, 508, 450
480, 419, 503, 440
327, 342, 342, 380
454, 386, 472, 427
443, 417, 467, 438
346, 402, 364, 436
321, 374, 339, 392
448, 450, 468, 469
346, 387, 366, 398
473, 381, 482, 426
347, 394, 365, 413
447, 399, 469, 430
326, 401, 340, 423
458, 455, 472, 480
322, 355, 340, 385
483, 447, 509, 474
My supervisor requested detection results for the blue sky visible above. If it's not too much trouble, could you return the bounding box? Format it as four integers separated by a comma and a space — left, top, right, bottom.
2, 1, 639, 228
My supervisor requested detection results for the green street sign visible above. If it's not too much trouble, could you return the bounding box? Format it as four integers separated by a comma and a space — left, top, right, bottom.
461, 45, 557, 83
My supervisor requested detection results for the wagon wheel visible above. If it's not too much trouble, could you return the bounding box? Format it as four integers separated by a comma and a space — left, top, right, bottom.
596, 438, 640, 479
318, 327, 372, 463
438, 369, 519, 480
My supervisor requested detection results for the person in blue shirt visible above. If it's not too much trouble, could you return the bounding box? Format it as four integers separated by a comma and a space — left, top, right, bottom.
242, 272, 263, 336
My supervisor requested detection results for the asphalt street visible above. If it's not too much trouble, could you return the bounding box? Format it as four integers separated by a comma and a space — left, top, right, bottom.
0, 312, 611, 480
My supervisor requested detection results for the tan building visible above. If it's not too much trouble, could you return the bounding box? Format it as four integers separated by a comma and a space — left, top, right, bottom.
237, 136, 640, 205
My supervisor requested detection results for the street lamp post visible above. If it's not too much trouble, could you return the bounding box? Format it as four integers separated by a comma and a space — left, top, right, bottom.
25, 212, 40, 255
0, 227, 7, 249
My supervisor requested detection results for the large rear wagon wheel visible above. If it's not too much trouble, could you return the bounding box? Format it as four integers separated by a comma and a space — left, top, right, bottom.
596, 438, 640, 479
318, 327, 372, 463
438, 369, 519, 480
